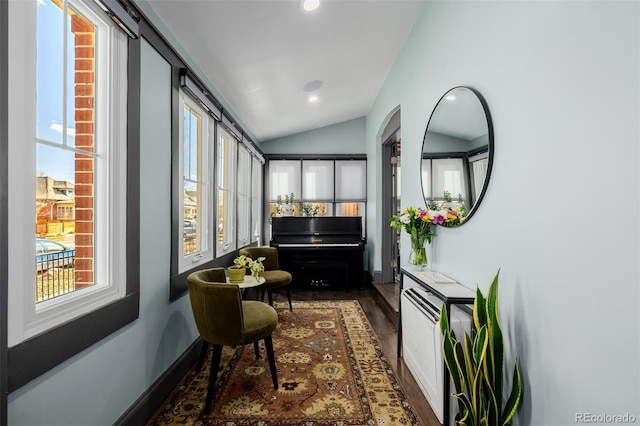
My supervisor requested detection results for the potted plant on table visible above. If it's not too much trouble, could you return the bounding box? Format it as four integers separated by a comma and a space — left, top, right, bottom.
229, 254, 265, 283
440, 270, 523, 426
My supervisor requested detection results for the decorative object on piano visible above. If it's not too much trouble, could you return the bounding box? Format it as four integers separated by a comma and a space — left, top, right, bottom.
229, 255, 265, 282
302, 202, 320, 217
273, 193, 296, 217
282, 193, 296, 216
440, 270, 523, 426
389, 206, 435, 269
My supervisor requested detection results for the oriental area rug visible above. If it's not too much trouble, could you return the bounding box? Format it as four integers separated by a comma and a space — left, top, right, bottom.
147, 300, 419, 426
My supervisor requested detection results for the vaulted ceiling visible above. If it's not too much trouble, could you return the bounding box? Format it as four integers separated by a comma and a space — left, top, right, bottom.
142, 0, 425, 142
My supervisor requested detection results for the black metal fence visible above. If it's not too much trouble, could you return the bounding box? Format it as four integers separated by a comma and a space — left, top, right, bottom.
36, 252, 76, 303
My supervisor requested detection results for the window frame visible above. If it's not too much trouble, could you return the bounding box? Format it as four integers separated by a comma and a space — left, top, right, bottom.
421, 153, 471, 205
265, 154, 367, 237
215, 124, 238, 256
4, 0, 140, 392
236, 144, 252, 247
178, 92, 214, 273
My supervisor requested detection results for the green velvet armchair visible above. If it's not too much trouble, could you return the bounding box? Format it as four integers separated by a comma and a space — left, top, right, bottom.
240, 246, 293, 311
187, 267, 279, 413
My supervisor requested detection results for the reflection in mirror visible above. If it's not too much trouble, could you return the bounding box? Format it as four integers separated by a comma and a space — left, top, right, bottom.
421, 86, 493, 226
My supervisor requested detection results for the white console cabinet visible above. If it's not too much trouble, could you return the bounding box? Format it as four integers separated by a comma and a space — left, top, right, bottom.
398, 266, 475, 426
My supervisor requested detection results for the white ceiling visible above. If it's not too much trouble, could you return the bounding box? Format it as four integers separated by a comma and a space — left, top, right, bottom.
143, 0, 425, 142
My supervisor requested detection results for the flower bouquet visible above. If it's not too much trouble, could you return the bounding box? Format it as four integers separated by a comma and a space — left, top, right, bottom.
389, 207, 435, 268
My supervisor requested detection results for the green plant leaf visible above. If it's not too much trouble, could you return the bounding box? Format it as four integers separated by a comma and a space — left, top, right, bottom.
485, 377, 499, 426
443, 331, 464, 394
501, 359, 523, 426
440, 302, 450, 335
474, 286, 487, 330
455, 393, 474, 426
454, 338, 471, 397
486, 271, 504, 411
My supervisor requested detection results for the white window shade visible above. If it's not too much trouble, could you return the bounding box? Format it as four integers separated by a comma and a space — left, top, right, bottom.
432, 158, 466, 199
335, 160, 366, 200
303, 160, 334, 200
269, 160, 301, 200
421, 159, 431, 199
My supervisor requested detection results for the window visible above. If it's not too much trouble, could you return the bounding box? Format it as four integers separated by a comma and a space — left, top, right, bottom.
268, 159, 301, 216
216, 124, 237, 255
469, 151, 489, 205
237, 145, 251, 247
251, 156, 263, 244
6, 0, 138, 388
421, 157, 467, 203
266, 156, 366, 231
178, 95, 213, 272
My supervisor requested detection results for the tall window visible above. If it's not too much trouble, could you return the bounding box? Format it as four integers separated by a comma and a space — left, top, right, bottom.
216, 125, 237, 255
179, 95, 213, 272
251, 156, 263, 244
237, 145, 251, 247
9, 0, 128, 344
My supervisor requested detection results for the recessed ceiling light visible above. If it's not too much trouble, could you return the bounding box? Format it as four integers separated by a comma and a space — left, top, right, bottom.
303, 80, 323, 92
308, 95, 319, 103
445, 94, 457, 101
302, 0, 320, 12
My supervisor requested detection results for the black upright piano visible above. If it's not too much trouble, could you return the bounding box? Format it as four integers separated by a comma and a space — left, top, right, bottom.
270, 217, 365, 290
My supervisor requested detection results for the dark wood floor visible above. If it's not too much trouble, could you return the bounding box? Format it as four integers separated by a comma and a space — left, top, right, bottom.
263, 283, 441, 426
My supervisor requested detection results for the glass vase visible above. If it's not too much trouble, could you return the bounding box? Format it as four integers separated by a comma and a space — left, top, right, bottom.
408, 235, 429, 270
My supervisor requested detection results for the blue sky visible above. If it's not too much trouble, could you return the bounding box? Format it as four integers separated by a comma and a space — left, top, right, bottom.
36, 0, 79, 184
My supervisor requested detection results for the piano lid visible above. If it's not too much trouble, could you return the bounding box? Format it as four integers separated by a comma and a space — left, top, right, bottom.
271, 216, 362, 237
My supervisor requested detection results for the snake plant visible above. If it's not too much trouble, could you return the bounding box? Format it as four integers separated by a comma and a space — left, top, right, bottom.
440, 271, 523, 426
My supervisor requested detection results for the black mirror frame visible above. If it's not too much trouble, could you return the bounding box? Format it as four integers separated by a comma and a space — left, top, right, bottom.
420, 86, 494, 226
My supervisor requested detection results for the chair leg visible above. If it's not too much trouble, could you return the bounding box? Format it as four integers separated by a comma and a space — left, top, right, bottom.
286, 287, 292, 311
268, 289, 273, 306
196, 340, 208, 373
203, 345, 223, 414
253, 340, 261, 359
264, 335, 278, 390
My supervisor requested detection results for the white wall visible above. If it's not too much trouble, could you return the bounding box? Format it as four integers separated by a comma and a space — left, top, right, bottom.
260, 117, 366, 154
366, 1, 639, 424
8, 39, 200, 425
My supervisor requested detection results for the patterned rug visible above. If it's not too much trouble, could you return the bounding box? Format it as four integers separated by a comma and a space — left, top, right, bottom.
147, 300, 419, 425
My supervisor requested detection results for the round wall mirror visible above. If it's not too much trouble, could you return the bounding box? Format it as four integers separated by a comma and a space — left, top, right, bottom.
421, 86, 493, 226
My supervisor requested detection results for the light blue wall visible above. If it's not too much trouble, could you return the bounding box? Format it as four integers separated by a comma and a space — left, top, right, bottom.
8, 39, 199, 425
259, 117, 366, 155
366, 1, 639, 424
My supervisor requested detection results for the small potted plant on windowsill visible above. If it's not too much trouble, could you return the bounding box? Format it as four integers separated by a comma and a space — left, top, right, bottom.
282, 192, 295, 216
302, 202, 320, 217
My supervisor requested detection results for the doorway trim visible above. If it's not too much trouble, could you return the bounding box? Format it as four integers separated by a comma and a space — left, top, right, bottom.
380, 107, 400, 284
